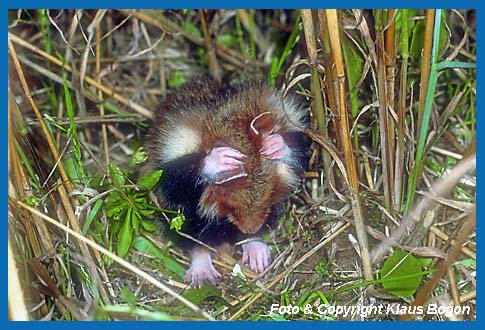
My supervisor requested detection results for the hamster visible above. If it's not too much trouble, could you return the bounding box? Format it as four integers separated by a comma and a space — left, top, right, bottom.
146, 78, 307, 287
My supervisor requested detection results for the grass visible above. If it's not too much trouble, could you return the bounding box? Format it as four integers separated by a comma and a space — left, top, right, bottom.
8, 9, 476, 321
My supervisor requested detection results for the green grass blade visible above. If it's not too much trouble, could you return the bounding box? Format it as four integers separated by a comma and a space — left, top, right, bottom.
405, 10, 442, 211
268, 10, 301, 86
63, 74, 87, 185
436, 61, 476, 70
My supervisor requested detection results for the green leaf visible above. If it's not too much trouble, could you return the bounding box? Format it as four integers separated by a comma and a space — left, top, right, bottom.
105, 190, 125, 219
438, 11, 448, 56
267, 313, 289, 321
184, 21, 201, 38
118, 209, 133, 257
132, 236, 186, 278
182, 285, 222, 304
141, 220, 157, 232
110, 220, 122, 238
268, 57, 279, 85
99, 305, 174, 320
380, 250, 423, 297
405, 10, 443, 211
409, 20, 425, 66
295, 287, 312, 307
43, 113, 67, 133
394, 9, 417, 36
131, 147, 148, 165
217, 34, 237, 48
83, 199, 104, 235
64, 157, 82, 186
137, 170, 163, 190
341, 34, 363, 117
63, 74, 87, 184
63, 74, 76, 137
132, 209, 141, 233
418, 257, 433, 268
138, 207, 156, 216
120, 287, 138, 306
168, 70, 187, 89
169, 212, 185, 231
105, 205, 123, 219
267, 10, 301, 86
454, 258, 475, 268
109, 163, 125, 186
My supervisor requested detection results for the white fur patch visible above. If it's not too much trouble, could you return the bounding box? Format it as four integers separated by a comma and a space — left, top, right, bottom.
159, 126, 201, 162
197, 199, 219, 221
276, 163, 298, 188
281, 144, 295, 165
269, 94, 307, 129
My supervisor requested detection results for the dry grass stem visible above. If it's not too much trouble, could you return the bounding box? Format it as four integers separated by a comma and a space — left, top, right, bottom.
325, 9, 373, 283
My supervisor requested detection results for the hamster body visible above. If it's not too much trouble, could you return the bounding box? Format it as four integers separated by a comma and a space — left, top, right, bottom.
147, 79, 307, 287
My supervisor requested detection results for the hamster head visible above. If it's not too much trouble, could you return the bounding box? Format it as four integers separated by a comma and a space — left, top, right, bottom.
198, 155, 289, 234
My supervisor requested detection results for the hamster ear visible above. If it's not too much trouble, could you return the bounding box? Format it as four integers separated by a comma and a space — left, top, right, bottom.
249, 112, 275, 136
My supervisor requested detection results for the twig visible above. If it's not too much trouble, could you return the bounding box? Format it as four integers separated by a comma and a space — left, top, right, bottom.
429, 225, 476, 259
459, 291, 476, 304
447, 267, 461, 309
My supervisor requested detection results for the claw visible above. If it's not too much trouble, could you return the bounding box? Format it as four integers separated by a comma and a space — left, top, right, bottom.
202, 146, 247, 183
242, 241, 271, 273
260, 134, 287, 160
185, 247, 221, 288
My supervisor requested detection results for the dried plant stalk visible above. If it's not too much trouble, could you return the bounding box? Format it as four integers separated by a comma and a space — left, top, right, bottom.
394, 10, 410, 210
376, 11, 393, 209
325, 9, 373, 282
301, 10, 335, 191
199, 10, 221, 81
95, 22, 110, 167
417, 9, 436, 135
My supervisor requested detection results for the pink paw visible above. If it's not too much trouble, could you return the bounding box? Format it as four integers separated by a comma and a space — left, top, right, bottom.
185, 248, 221, 288
242, 241, 271, 273
202, 146, 247, 184
260, 134, 287, 160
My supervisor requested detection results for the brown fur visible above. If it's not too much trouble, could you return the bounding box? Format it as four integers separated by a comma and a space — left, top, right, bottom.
148, 79, 305, 234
